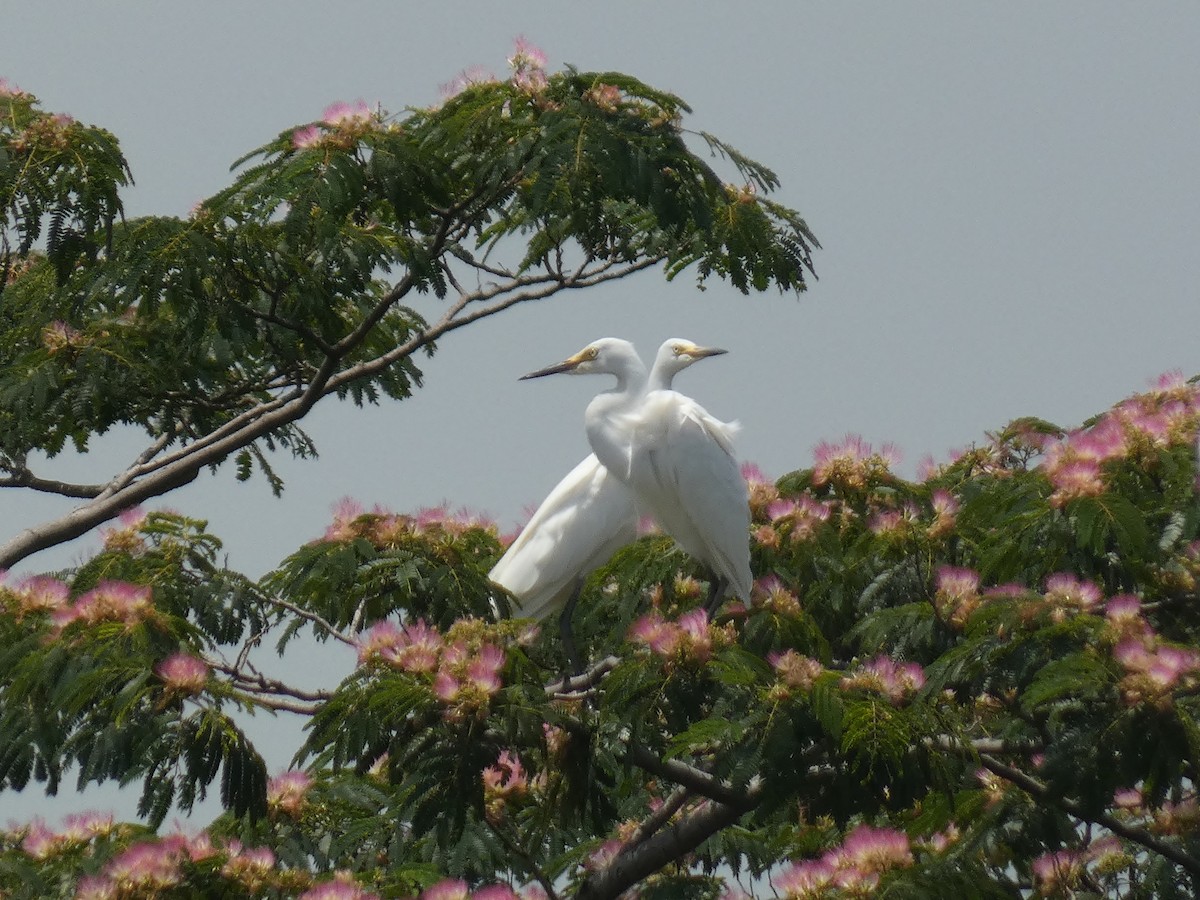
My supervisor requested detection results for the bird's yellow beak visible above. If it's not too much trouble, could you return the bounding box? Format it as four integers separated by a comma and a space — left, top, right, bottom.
684, 344, 728, 359
519, 348, 594, 380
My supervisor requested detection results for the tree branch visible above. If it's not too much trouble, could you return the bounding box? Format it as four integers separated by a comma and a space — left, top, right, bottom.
622, 743, 747, 807
624, 786, 692, 850
261, 594, 358, 648
979, 753, 1200, 878
0, 253, 666, 570
0, 468, 105, 498
577, 782, 763, 900
545, 656, 621, 697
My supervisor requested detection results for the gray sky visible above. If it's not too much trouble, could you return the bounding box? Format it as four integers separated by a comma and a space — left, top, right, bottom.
4, 2, 1198, 824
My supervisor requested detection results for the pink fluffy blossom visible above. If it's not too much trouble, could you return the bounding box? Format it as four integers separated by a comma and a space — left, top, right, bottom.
422, 878, 471, 900
292, 124, 322, 149
934, 565, 982, 627
769, 650, 824, 691
154, 653, 209, 695
267, 770, 314, 817
299, 875, 382, 900
843, 656, 925, 704
322, 100, 372, 127
53, 581, 153, 631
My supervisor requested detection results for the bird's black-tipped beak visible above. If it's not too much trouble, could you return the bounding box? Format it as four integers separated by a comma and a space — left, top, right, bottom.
692, 346, 728, 359
519, 359, 578, 380
519, 347, 594, 380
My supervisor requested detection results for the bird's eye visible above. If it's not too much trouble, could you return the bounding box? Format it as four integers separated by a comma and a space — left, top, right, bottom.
586, 347, 599, 360
672, 345, 687, 357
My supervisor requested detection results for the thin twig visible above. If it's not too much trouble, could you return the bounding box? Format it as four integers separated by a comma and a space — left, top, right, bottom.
261, 595, 357, 647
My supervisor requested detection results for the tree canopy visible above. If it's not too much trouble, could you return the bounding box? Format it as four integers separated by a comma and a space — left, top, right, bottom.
4, 51, 1200, 900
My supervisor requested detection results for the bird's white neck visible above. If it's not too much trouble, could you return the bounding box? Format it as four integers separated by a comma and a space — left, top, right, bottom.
584, 363, 647, 480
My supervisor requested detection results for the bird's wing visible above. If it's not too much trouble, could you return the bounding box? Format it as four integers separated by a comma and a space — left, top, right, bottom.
490, 454, 637, 620
634, 393, 752, 600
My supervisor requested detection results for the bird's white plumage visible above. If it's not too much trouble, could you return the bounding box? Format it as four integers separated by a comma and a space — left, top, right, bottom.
490, 454, 636, 621
491, 338, 742, 621
586, 338, 753, 603
490, 339, 647, 621
626, 391, 752, 600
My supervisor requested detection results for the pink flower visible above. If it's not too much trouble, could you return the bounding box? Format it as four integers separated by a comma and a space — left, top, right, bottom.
508, 36, 548, 92
105, 840, 182, 890
154, 653, 209, 695
630, 613, 681, 656
322, 99, 372, 127
467, 644, 505, 695
475, 887, 519, 900
292, 124, 322, 149
584, 83, 623, 112
61, 812, 114, 841
584, 839, 624, 872
55, 581, 153, 631
934, 566, 981, 627
843, 656, 925, 704
769, 650, 824, 691
774, 858, 836, 897
74, 876, 117, 900
268, 770, 314, 817
1113, 787, 1143, 810
1031, 849, 1084, 893
0, 78, 29, 98
21, 820, 59, 859
221, 841, 276, 883
323, 497, 365, 542
508, 35, 547, 70
422, 878, 470, 900
1043, 573, 1102, 612
812, 434, 896, 490
837, 824, 912, 872
869, 505, 918, 536
440, 66, 497, 100
358, 619, 444, 672
299, 875, 382, 900
482, 750, 528, 822
357, 621, 404, 665
754, 576, 802, 616
433, 671, 461, 703
10, 575, 69, 616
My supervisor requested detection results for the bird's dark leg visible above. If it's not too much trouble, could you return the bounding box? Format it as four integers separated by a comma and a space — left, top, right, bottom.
558, 578, 585, 687
704, 573, 728, 617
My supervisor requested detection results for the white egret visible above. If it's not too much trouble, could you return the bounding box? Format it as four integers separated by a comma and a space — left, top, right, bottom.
492, 339, 730, 625
518, 337, 751, 617
621, 338, 752, 611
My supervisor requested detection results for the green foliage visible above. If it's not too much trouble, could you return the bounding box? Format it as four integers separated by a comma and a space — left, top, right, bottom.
6, 54, 1200, 900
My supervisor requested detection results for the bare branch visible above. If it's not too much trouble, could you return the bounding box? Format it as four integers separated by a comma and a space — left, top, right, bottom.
0, 252, 667, 570
622, 743, 746, 807
979, 753, 1200, 878
0, 468, 105, 498
208, 658, 332, 707
545, 656, 621, 697
624, 786, 692, 850
578, 782, 764, 900
261, 594, 358, 648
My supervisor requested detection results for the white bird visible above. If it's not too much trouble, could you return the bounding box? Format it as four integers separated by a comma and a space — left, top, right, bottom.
491, 339, 729, 623
517, 337, 751, 617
